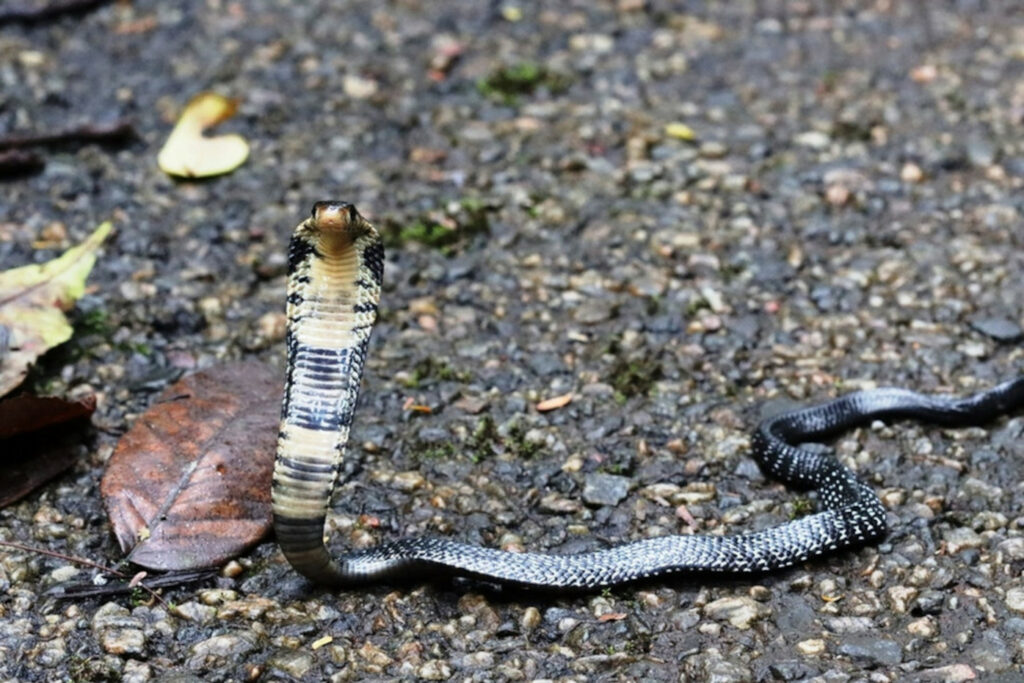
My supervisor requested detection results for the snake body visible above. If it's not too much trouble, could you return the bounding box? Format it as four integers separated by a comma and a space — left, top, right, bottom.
272, 201, 1024, 589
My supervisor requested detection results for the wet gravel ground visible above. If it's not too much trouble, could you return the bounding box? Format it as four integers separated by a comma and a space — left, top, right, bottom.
3, 1, 1024, 680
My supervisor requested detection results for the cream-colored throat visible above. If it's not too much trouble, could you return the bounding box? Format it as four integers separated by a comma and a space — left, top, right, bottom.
294, 233, 361, 349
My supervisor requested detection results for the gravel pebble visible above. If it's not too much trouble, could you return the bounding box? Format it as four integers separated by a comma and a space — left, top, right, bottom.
915, 664, 977, 682
91, 603, 146, 656
582, 473, 631, 506
795, 131, 830, 150
796, 639, 826, 656
970, 630, 1013, 672
702, 596, 770, 629
122, 660, 152, 683
836, 637, 903, 667
187, 631, 259, 670
913, 590, 946, 616
944, 527, 985, 553
907, 616, 938, 638
900, 162, 924, 182
392, 470, 427, 492
1004, 588, 1024, 613
268, 650, 315, 679
969, 317, 1023, 343
417, 660, 453, 680
966, 133, 997, 167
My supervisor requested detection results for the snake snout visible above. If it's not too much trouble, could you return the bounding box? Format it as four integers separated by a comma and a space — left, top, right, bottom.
310, 201, 363, 233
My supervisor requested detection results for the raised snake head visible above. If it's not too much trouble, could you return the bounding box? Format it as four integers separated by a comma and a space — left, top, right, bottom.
309, 201, 372, 236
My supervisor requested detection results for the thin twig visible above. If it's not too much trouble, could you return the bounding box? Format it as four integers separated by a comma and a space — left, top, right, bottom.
0, 539, 173, 611
0, 539, 118, 576
0, 0, 112, 26
46, 568, 218, 600
0, 149, 44, 177
0, 120, 136, 151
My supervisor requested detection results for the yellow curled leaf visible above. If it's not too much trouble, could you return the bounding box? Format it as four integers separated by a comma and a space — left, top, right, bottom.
0, 221, 112, 396
157, 93, 249, 178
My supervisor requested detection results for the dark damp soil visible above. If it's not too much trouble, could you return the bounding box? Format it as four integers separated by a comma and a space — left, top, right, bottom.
2, 1, 1024, 681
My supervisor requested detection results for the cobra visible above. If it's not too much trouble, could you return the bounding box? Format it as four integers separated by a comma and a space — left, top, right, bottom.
272, 201, 1024, 588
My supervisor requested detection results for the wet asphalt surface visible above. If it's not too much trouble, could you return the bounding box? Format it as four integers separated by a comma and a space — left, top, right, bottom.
2, 1, 1024, 681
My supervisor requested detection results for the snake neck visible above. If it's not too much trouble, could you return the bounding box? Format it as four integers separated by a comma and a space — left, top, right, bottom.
273, 206, 383, 584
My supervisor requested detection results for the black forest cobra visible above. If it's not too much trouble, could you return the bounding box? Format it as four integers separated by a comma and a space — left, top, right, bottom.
272, 201, 1024, 588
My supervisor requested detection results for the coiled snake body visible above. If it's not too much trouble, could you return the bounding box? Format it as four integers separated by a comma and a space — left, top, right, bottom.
272, 201, 1024, 589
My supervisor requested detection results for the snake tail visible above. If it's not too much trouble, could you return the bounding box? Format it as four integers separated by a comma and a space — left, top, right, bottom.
272, 201, 1024, 589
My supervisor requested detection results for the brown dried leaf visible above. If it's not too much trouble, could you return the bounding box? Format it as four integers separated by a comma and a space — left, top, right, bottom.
100, 362, 281, 571
0, 393, 95, 507
0, 393, 95, 439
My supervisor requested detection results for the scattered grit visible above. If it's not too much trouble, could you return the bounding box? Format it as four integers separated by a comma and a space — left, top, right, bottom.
2, 2, 1024, 681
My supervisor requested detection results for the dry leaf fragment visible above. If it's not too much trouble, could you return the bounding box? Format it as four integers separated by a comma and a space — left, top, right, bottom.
157, 93, 249, 178
0, 393, 96, 507
453, 396, 489, 414
909, 64, 938, 83
402, 396, 433, 414
100, 362, 280, 571
536, 393, 573, 412
675, 504, 697, 528
358, 514, 381, 528
114, 15, 158, 35
598, 612, 628, 622
0, 393, 95, 439
0, 222, 111, 396
409, 147, 447, 164
311, 636, 333, 650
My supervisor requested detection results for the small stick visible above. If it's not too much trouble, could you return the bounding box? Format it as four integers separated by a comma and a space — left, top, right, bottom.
0, 0, 112, 26
0, 120, 136, 150
0, 149, 44, 177
46, 568, 218, 600
0, 539, 173, 611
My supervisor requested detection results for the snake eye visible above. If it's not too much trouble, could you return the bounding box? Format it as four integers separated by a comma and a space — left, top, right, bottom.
347, 205, 358, 222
